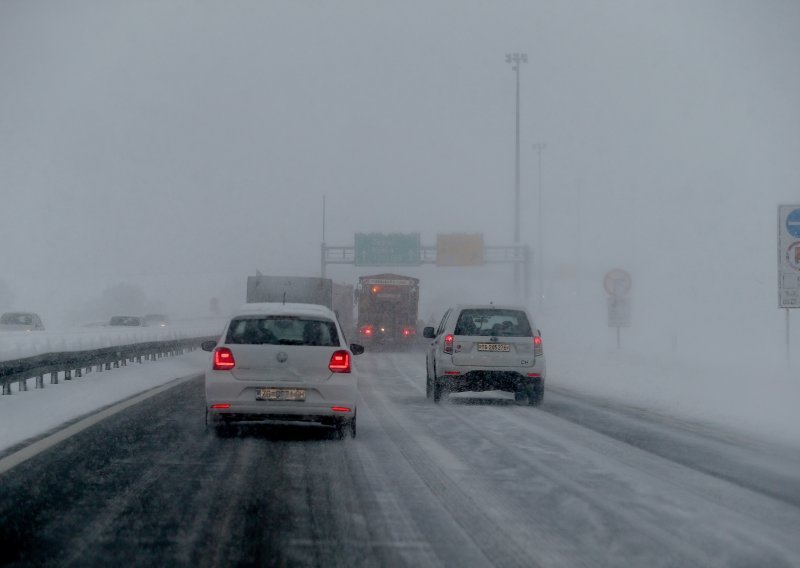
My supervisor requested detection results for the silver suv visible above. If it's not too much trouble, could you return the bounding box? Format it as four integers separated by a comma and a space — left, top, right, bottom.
423, 304, 545, 405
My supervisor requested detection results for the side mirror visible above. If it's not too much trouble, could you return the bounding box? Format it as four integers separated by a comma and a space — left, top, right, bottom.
201, 340, 217, 352
350, 343, 365, 355
423, 327, 435, 339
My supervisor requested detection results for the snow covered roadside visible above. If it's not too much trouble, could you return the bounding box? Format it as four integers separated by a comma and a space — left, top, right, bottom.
547, 344, 800, 448
0, 319, 224, 362
0, 350, 208, 456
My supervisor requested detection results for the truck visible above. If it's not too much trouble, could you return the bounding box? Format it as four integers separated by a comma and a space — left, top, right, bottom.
246, 274, 354, 336
355, 273, 420, 349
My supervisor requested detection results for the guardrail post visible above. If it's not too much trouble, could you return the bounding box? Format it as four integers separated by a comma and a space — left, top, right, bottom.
137, 355, 142, 364
50, 372, 58, 385
64, 370, 72, 381
121, 357, 127, 367
36, 374, 44, 389
76, 368, 82, 378
2, 382, 10, 395
96, 363, 103, 372
19, 377, 28, 391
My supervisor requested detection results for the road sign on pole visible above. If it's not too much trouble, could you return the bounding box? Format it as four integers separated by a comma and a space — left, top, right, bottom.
604, 269, 632, 349
354, 233, 421, 266
778, 205, 800, 308
436, 233, 484, 266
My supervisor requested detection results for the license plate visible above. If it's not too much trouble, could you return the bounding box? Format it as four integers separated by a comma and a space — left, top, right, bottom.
256, 388, 305, 401
477, 343, 510, 352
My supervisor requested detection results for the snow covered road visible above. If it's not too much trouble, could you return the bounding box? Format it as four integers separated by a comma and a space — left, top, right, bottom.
1, 351, 799, 566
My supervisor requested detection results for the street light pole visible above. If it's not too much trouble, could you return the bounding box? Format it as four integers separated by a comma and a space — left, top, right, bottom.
506, 53, 527, 297
532, 143, 546, 311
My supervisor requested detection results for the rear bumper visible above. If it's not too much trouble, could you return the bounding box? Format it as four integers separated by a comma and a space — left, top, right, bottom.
208, 403, 355, 424
437, 370, 544, 394
205, 374, 358, 422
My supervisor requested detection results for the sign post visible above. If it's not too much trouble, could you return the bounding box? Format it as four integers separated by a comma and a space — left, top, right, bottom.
778, 205, 800, 366
604, 269, 632, 349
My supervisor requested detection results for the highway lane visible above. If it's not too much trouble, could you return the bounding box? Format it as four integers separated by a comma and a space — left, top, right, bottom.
1, 351, 799, 567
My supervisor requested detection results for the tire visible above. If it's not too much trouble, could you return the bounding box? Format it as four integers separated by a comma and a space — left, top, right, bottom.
527, 384, 544, 406
433, 377, 445, 404
514, 390, 527, 404
425, 365, 433, 399
335, 413, 356, 439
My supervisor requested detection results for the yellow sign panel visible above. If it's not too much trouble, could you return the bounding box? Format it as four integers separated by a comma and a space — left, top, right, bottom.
436, 233, 484, 266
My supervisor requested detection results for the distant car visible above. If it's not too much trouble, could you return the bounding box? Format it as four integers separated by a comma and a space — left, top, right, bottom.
108, 315, 147, 327
423, 304, 546, 405
144, 313, 169, 327
0, 312, 45, 331
203, 303, 364, 438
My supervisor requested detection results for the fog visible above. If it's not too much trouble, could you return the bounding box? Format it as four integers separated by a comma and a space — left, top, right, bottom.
2, 1, 800, 367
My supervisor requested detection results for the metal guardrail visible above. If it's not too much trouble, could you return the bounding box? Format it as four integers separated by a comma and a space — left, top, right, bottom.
0, 336, 217, 395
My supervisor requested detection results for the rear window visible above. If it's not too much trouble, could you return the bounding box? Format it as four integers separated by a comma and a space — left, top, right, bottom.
453, 309, 532, 337
109, 316, 142, 326
226, 316, 340, 347
1, 313, 33, 325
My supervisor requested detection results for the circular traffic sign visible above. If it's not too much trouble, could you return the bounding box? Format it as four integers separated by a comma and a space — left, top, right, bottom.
787, 209, 800, 238
786, 242, 800, 271
604, 268, 632, 296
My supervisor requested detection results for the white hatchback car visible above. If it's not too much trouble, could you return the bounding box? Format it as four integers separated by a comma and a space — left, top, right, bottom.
423, 304, 545, 405
203, 303, 364, 438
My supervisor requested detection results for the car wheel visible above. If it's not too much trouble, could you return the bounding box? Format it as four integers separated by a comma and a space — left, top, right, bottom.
527, 384, 544, 406
335, 415, 356, 440
426, 365, 433, 399
433, 377, 445, 404
514, 390, 527, 404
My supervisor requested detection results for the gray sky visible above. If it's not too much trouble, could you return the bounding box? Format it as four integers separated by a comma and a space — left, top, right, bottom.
2, 1, 800, 350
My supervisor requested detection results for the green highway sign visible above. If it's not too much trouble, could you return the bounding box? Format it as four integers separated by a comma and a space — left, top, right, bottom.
355, 233, 421, 266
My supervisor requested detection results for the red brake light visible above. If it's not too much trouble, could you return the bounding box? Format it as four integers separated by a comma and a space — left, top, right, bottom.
533, 335, 543, 356
331, 406, 351, 412
443, 334, 454, 354
360, 325, 373, 336
402, 328, 415, 336
213, 347, 236, 370
329, 350, 351, 373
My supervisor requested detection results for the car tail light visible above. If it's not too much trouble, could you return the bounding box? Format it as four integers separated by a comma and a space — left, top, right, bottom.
359, 325, 373, 336
331, 406, 351, 412
402, 327, 416, 336
213, 347, 236, 370
329, 350, 351, 373
534, 335, 543, 357
443, 334, 454, 354
210, 403, 231, 409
